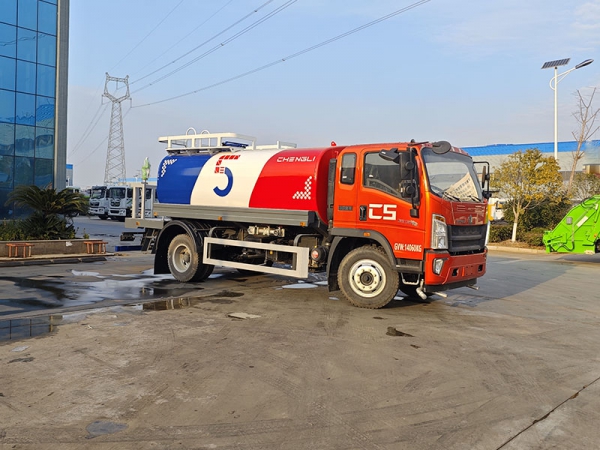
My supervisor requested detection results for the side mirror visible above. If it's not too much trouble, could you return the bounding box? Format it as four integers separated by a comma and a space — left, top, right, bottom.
401, 148, 420, 218
399, 151, 414, 181
379, 147, 400, 163
474, 161, 491, 199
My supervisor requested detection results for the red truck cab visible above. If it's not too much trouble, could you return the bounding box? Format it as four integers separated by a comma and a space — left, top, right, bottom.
328, 141, 488, 306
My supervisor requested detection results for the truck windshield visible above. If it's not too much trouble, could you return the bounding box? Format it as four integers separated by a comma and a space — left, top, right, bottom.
109, 189, 126, 199
422, 148, 483, 202
90, 189, 105, 199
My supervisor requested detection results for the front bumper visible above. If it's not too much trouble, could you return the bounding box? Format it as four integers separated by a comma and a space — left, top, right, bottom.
423, 249, 487, 291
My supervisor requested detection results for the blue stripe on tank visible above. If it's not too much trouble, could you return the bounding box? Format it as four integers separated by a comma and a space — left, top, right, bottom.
156, 154, 211, 204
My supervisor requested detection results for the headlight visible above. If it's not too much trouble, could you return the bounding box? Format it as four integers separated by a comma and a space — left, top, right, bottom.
431, 214, 448, 250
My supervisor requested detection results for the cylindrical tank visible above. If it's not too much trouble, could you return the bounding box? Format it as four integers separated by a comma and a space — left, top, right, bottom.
157, 147, 340, 223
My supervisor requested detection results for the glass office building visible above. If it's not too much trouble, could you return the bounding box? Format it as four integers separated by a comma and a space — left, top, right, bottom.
0, 0, 68, 219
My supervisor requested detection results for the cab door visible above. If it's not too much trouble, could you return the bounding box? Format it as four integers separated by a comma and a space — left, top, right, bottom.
357, 149, 426, 259
332, 151, 358, 229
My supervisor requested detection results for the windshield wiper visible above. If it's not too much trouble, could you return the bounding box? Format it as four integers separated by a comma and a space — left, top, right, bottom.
442, 192, 461, 202
462, 194, 481, 202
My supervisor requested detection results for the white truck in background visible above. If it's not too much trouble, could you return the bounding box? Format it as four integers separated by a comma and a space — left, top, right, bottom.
88, 185, 110, 220
108, 184, 156, 222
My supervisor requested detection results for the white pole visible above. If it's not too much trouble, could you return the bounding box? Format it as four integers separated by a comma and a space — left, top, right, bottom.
554, 66, 558, 161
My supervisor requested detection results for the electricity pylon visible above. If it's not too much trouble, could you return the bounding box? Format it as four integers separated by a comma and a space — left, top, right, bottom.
103, 73, 130, 184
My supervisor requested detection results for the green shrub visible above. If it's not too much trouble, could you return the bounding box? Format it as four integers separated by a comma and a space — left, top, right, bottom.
20, 212, 75, 240
4, 185, 84, 240
489, 224, 513, 242
503, 197, 572, 231
0, 220, 26, 241
519, 227, 545, 247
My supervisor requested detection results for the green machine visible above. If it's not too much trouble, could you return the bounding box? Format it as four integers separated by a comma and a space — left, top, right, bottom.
543, 195, 600, 254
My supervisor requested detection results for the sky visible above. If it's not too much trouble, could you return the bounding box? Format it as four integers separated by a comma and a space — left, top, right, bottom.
66, 0, 600, 187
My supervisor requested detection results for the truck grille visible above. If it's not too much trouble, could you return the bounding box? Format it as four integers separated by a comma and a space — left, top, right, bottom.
448, 224, 486, 254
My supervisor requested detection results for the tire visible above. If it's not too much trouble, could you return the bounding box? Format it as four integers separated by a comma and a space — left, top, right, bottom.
198, 264, 214, 280
99, 214, 108, 220
337, 245, 399, 309
167, 234, 214, 282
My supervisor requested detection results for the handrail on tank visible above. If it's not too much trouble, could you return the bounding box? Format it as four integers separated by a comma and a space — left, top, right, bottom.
158, 131, 297, 154
159, 131, 257, 152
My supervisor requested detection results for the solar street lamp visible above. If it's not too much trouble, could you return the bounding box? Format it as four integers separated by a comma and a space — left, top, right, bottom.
542, 58, 594, 161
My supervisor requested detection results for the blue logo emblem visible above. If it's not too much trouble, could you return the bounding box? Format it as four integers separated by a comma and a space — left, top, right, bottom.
214, 167, 234, 197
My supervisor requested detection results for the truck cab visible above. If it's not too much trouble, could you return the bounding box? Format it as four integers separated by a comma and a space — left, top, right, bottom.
329, 142, 488, 303
88, 185, 109, 220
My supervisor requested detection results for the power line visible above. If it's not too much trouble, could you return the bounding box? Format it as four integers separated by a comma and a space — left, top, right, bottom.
70, 2, 187, 155
109, 0, 187, 73
68, 102, 109, 157
71, 106, 132, 167
133, 0, 431, 108
132, 0, 297, 94
130, 0, 237, 79
130, 0, 277, 86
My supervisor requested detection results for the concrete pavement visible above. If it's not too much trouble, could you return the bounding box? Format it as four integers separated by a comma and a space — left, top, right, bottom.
1, 250, 600, 448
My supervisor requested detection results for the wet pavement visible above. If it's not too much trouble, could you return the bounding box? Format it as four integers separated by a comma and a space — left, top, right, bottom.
1, 250, 600, 449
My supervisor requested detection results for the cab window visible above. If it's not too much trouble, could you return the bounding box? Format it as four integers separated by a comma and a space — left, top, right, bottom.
340, 153, 356, 185
363, 152, 402, 197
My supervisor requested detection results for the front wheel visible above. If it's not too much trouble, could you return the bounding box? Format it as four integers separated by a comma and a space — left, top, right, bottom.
167, 234, 214, 282
337, 245, 399, 309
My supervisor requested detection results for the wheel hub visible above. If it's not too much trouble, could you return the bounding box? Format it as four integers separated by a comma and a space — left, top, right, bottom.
174, 246, 190, 271
351, 262, 384, 296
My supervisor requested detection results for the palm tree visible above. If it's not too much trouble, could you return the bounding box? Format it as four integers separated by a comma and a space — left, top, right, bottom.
5, 185, 87, 239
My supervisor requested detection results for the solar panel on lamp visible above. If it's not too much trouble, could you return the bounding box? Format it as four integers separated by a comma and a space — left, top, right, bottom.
541, 59, 570, 69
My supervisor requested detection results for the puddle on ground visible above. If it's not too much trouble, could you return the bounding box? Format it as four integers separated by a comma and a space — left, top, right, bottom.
446, 293, 493, 307
143, 292, 243, 310
0, 315, 62, 341
0, 291, 245, 342
0, 273, 205, 315
281, 283, 318, 289
86, 421, 128, 439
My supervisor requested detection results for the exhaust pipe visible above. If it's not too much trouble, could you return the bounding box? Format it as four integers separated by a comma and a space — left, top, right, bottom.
415, 287, 428, 300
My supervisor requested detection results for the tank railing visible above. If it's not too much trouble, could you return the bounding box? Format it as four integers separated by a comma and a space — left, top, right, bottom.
129, 182, 157, 219
159, 132, 257, 152
159, 132, 297, 154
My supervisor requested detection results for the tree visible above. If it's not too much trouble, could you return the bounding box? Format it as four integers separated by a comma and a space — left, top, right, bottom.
5, 185, 87, 239
568, 88, 599, 196
571, 172, 600, 202
492, 149, 564, 242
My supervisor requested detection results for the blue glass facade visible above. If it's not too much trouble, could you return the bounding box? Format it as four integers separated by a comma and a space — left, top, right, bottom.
0, 0, 62, 219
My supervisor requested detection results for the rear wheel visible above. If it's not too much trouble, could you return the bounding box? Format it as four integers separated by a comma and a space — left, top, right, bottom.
167, 234, 214, 282
337, 245, 399, 309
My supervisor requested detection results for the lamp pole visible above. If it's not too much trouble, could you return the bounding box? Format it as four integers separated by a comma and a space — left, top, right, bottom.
542, 58, 593, 161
